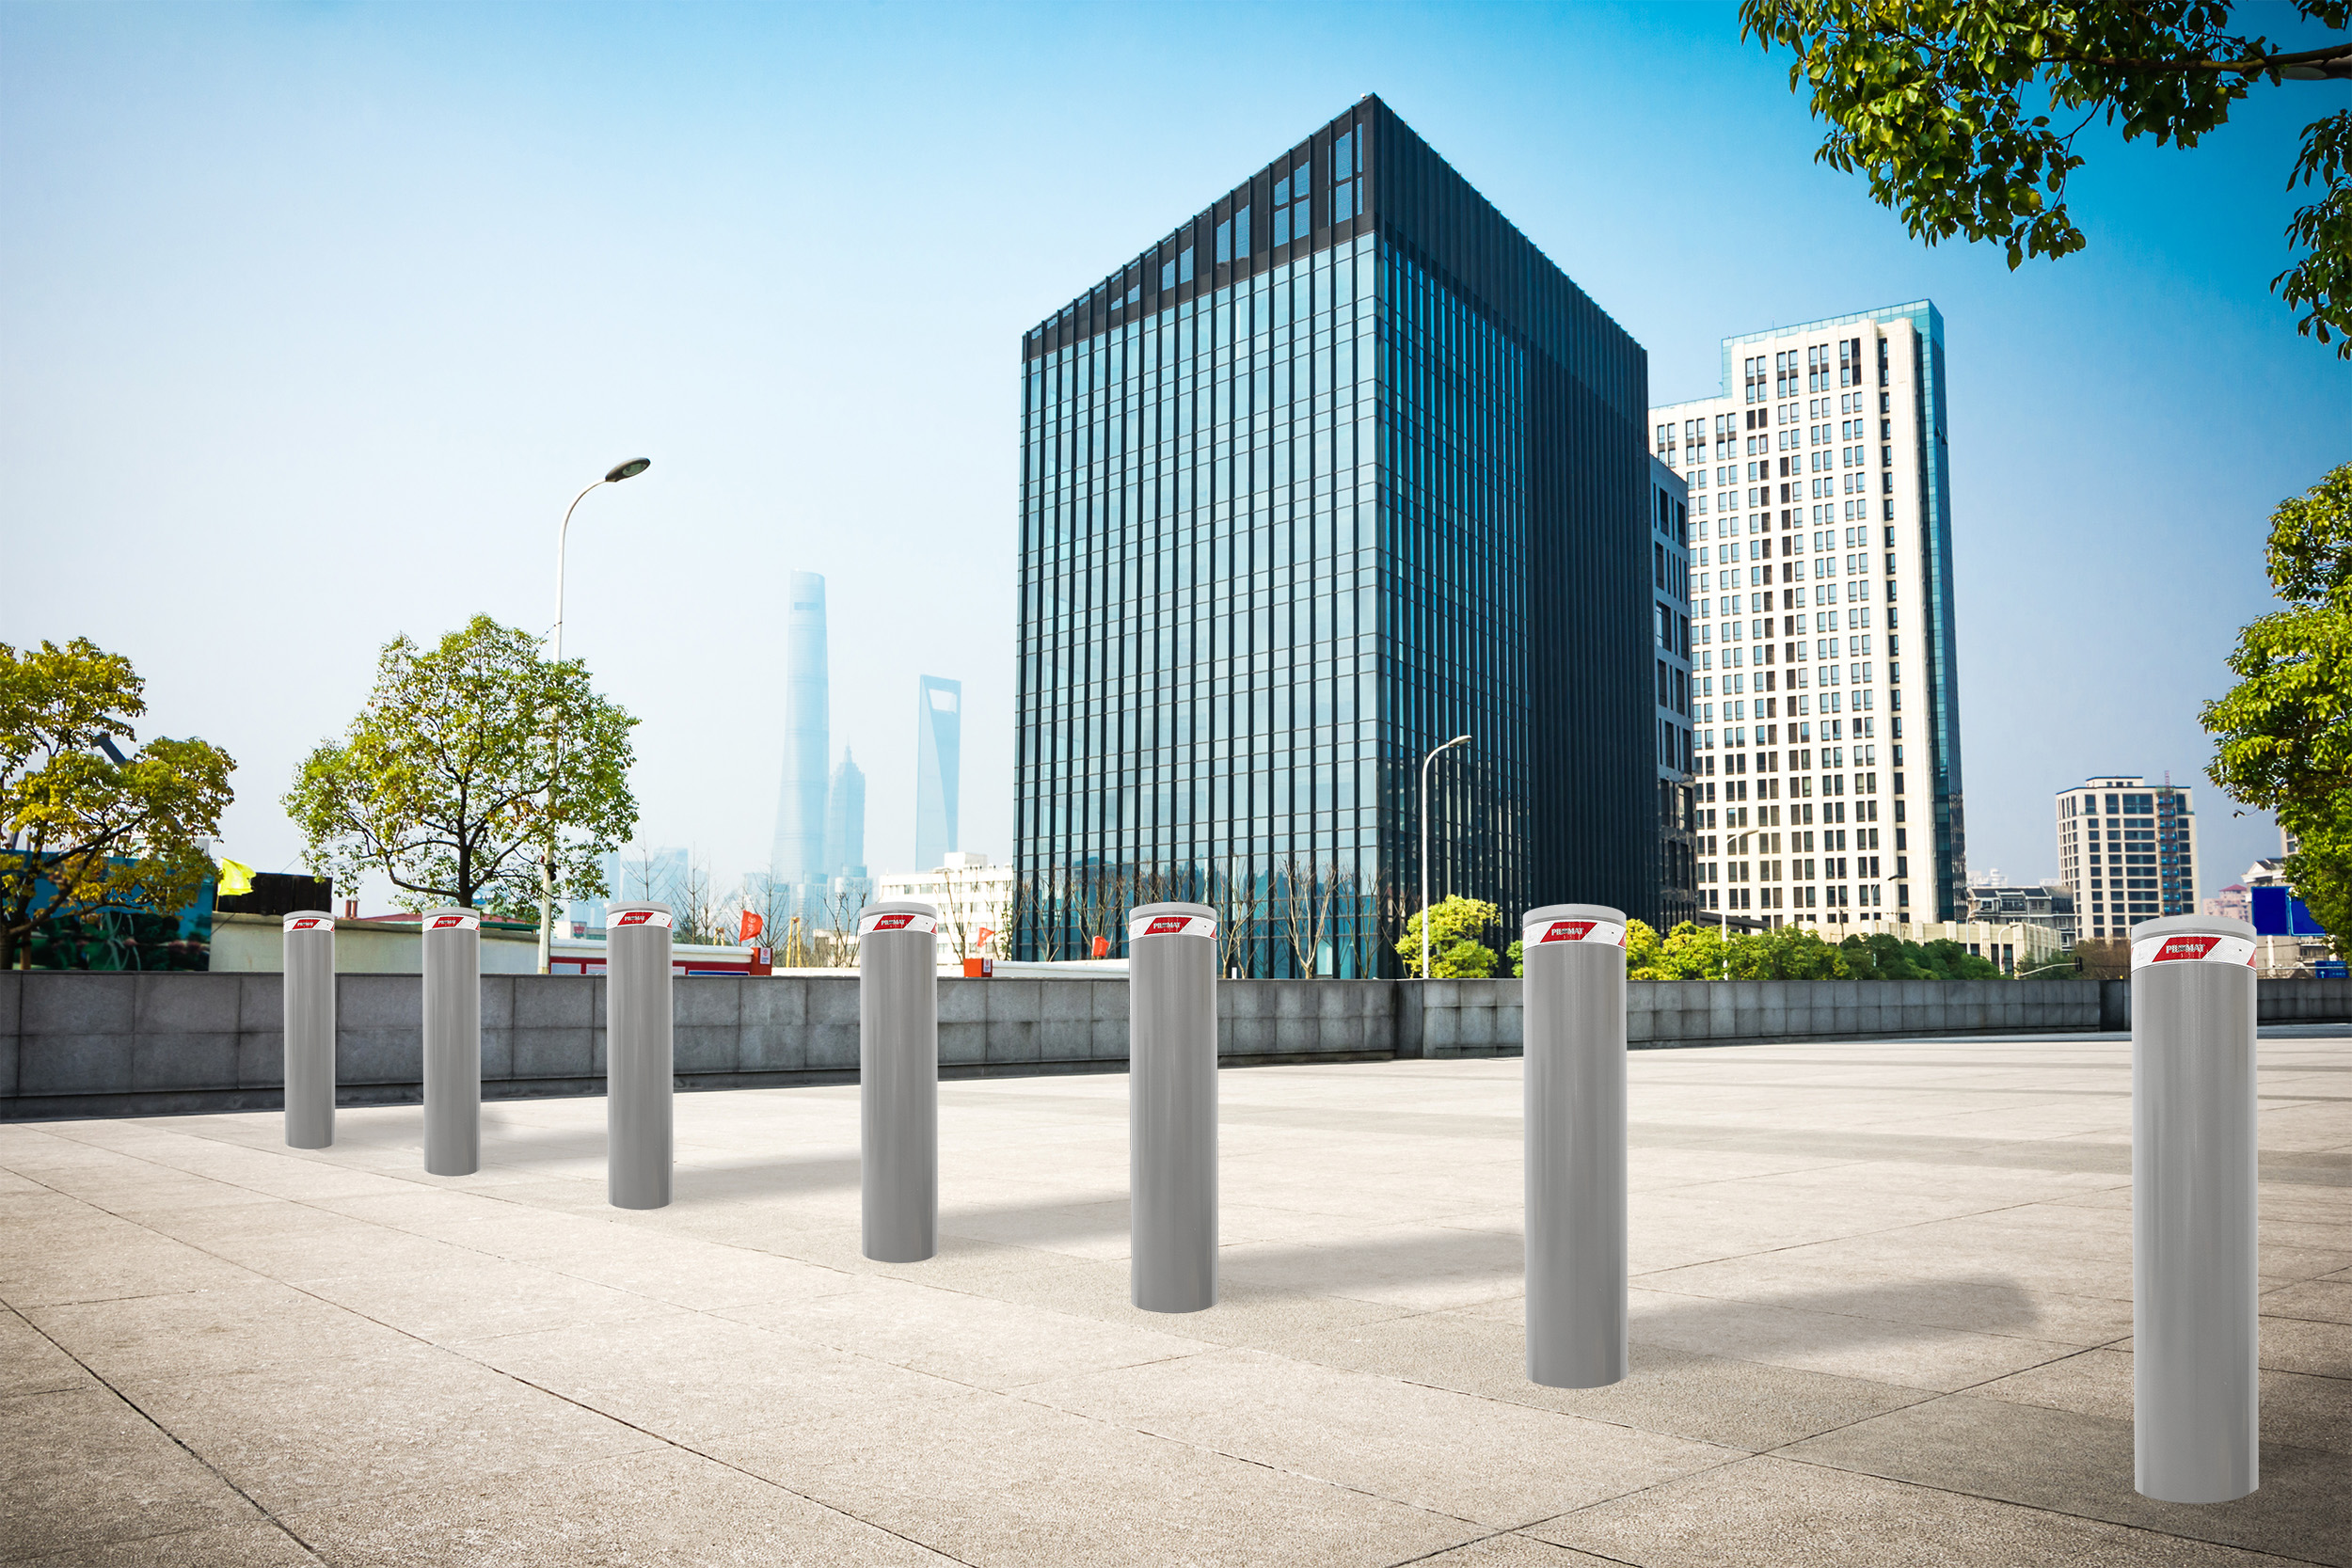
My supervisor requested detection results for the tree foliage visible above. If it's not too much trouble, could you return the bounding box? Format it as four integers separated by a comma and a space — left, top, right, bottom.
1614, 920, 2005, 980
1, 639, 236, 969
1397, 894, 1500, 977
2204, 462, 2352, 934
1741, 1, 2352, 355
284, 616, 638, 918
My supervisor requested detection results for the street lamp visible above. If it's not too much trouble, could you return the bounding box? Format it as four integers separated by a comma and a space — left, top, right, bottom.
1419, 734, 1471, 980
539, 458, 651, 974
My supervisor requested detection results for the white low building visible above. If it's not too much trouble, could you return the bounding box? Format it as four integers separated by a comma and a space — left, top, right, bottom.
875, 852, 1015, 965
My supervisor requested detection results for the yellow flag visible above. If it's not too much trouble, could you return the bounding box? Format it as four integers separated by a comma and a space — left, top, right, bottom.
216, 858, 256, 897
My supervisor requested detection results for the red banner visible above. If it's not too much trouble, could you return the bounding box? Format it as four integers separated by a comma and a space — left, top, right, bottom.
739, 911, 764, 943
1092, 935, 1111, 958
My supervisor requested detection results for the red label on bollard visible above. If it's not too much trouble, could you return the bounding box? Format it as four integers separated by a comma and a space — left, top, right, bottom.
283, 914, 334, 932
857, 910, 939, 936
2131, 932, 2255, 970
613, 909, 675, 929
1526, 918, 1628, 947
1127, 912, 1216, 941
428, 912, 480, 931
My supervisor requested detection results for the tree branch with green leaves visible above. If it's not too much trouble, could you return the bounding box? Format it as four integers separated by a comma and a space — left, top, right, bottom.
1740, 1, 2352, 355
1, 639, 236, 969
2204, 462, 2352, 936
284, 615, 638, 919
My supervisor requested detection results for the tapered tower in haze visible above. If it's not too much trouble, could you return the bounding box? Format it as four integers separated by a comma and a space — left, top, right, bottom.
914, 675, 961, 871
771, 572, 830, 911
825, 750, 867, 881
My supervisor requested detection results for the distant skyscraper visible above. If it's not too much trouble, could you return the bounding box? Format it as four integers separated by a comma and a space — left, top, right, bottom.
771, 572, 830, 908
623, 847, 690, 911
915, 675, 961, 871
825, 749, 867, 879
1013, 96, 1665, 976
1651, 300, 1964, 925
2056, 775, 2199, 940
566, 849, 622, 934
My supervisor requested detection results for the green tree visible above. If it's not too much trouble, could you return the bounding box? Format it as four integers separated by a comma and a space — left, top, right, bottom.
1741, 2, 2352, 355
285, 616, 638, 918
1623, 918, 1667, 977
1658, 920, 1734, 979
1396, 894, 1501, 977
2204, 463, 2352, 934
1917, 937, 2005, 978
2018, 947, 2081, 979
1, 639, 236, 969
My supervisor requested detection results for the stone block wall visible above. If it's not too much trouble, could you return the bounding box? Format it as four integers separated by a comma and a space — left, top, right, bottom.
4, 970, 2346, 1119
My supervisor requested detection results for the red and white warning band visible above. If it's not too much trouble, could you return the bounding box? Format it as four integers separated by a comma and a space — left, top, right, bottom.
1524, 917, 1628, 948
612, 909, 675, 930
2132, 932, 2256, 971
282, 914, 335, 933
427, 911, 481, 932
858, 911, 938, 936
1129, 912, 1216, 942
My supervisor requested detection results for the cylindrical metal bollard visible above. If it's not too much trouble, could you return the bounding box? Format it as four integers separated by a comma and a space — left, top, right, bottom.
2132, 913, 2260, 1504
606, 902, 675, 1210
421, 907, 483, 1177
282, 911, 336, 1148
1128, 901, 1218, 1312
859, 899, 940, 1262
1522, 903, 1629, 1389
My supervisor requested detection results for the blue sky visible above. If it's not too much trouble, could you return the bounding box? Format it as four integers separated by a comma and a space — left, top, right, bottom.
4, 1, 2346, 907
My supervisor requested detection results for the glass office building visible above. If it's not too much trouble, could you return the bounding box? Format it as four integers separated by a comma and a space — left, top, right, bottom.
914, 675, 961, 871
1014, 97, 1679, 975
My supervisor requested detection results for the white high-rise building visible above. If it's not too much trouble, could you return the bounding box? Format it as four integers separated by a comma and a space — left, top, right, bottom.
2056, 776, 2200, 941
1650, 301, 1965, 927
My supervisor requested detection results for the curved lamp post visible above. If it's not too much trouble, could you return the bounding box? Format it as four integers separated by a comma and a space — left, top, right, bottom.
539, 458, 651, 975
1419, 735, 1472, 980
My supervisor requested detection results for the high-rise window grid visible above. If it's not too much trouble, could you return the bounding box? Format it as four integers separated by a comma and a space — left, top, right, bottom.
1017, 97, 1661, 974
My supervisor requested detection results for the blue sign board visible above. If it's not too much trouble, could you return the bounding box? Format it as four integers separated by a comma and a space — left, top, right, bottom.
2250, 885, 2328, 936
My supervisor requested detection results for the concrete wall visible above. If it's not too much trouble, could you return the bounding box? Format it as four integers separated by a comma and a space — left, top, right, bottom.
4, 971, 2344, 1120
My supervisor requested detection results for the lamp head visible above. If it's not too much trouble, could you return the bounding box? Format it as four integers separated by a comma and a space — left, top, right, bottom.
604, 458, 652, 483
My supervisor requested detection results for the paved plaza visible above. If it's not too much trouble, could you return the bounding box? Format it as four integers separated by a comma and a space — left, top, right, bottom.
3, 1029, 2348, 1567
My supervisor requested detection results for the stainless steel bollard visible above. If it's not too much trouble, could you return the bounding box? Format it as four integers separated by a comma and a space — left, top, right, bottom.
2132, 913, 2260, 1504
282, 911, 336, 1148
859, 900, 940, 1262
606, 902, 675, 1210
421, 907, 482, 1177
1522, 903, 1629, 1389
1128, 901, 1217, 1312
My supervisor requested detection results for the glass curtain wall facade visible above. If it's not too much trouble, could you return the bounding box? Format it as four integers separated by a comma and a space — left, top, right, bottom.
1015, 97, 1663, 975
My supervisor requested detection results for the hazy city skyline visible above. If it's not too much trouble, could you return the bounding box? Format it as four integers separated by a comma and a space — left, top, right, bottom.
5, 4, 2344, 912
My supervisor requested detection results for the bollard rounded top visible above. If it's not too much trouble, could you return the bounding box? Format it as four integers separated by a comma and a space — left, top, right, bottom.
608, 902, 674, 932
1131, 901, 1215, 922
281, 910, 335, 934
422, 906, 482, 931
1519, 904, 1629, 957
856, 900, 938, 938
858, 899, 939, 920
2133, 912, 2256, 942
1128, 902, 1216, 942
1523, 903, 1625, 929
2130, 911, 2257, 974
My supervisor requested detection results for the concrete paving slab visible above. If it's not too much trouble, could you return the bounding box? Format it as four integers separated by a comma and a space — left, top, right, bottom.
1782, 1394, 2352, 1565
0, 1386, 263, 1560
2, 1030, 2345, 1566
705, 1386, 1480, 1567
